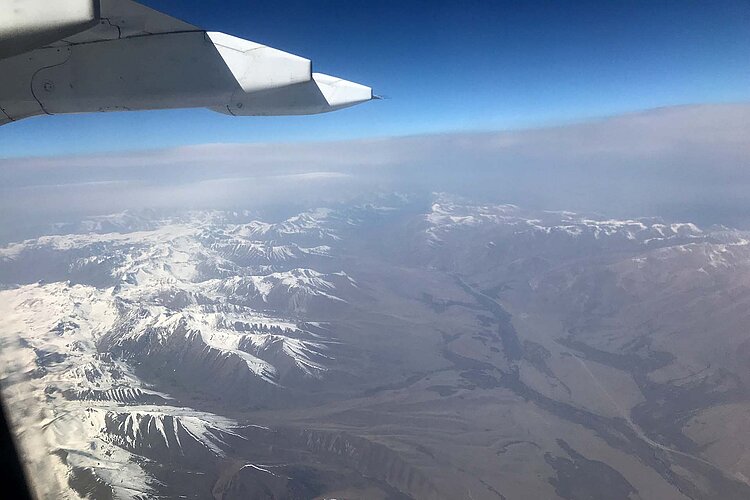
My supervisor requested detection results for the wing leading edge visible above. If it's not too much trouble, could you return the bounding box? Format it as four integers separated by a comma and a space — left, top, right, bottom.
0, 0, 375, 125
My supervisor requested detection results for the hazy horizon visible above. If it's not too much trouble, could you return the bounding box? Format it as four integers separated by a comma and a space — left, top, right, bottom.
2, 102, 749, 244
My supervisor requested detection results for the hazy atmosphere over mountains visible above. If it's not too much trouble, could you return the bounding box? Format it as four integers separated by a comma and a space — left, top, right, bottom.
2, 104, 749, 242
2, 103, 750, 500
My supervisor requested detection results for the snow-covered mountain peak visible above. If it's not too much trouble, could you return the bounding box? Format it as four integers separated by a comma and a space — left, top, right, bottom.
423, 197, 708, 248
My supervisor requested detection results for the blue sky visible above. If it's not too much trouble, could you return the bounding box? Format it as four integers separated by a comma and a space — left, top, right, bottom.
1, 0, 749, 157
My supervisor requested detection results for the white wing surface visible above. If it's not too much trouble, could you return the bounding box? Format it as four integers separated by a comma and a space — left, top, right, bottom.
0, 0, 374, 125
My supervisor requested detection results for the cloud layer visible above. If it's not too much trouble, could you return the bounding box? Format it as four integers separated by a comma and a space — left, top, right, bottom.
1, 103, 749, 240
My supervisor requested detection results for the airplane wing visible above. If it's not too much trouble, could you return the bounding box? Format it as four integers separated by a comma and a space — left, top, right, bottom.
0, 0, 374, 126
53, 0, 200, 43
